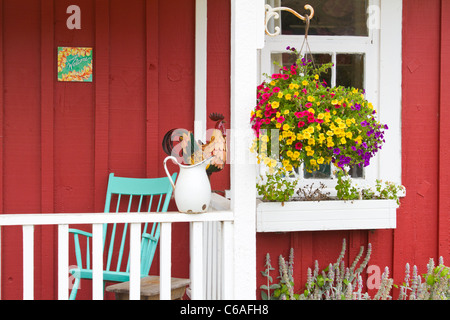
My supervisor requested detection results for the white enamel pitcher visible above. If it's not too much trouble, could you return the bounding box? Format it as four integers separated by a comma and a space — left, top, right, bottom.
163, 155, 214, 213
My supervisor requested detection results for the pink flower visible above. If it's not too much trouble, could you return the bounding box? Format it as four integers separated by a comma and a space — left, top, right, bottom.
272, 87, 280, 93
295, 142, 303, 150
297, 121, 305, 128
277, 116, 285, 123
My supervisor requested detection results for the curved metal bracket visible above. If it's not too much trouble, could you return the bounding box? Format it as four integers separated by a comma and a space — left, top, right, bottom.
265, 4, 315, 37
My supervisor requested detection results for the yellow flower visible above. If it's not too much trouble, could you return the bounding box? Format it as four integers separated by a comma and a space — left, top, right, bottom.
285, 94, 292, 100
346, 119, 353, 126
293, 151, 300, 159
283, 124, 290, 131
339, 123, 346, 129
261, 135, 269, 142
303, 131, 311, 139
326, 130, 334, 136
278, 92, 284, 98
314, 74, 319, 80
271, 101, 279, 109
317, 157, 324, 164
276, 122, 282, 129
256, 110, 263, 118
331, 99, 339, 105
307, 150, 314, 157
276, 112, 281, 118
310, 159, 317, 166
302, 80, 309, 86
340, 137, 347, 144
286, 139, 293, 145
307, 108, 315, 114
285, 164, 293, 172
346, 131, 353, 139
294, 91, 299, 96
307, 126, 314, 134
304, 146, 311, 152
307, 96, 315, 102
297, 133, 304, 140
286, 150, 293, 158
308, 138, 315, 146
289, 83, 295, 90
268, 159, 277, 168
270, 81, 276, 86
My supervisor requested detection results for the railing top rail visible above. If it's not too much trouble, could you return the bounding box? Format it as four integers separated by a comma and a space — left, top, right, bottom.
0, 210, 234, 227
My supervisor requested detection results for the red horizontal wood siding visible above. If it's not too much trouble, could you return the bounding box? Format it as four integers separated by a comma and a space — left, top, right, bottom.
0, 0, 230, 299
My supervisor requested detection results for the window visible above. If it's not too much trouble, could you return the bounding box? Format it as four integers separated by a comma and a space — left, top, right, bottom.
259, 0, 402, 194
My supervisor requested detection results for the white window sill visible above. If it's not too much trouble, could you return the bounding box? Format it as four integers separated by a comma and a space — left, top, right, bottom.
256, 199, 399, 232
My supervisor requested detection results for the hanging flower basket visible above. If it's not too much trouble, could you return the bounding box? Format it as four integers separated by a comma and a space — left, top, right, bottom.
250, 47, 388, 174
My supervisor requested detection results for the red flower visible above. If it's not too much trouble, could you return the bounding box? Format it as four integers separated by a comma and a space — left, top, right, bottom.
295, 142, 303, 150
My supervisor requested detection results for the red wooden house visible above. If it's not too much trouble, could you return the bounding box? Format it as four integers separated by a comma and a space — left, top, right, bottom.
0, 0, 448, 300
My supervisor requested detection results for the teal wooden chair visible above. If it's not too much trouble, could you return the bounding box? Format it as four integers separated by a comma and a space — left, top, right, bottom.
68, 172, 177, 300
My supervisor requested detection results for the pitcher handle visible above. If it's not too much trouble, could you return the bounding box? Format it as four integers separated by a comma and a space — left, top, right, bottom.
163, 156, 179, 190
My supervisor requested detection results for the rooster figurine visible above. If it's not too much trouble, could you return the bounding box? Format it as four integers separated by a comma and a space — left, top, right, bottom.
162, 113, 227, 177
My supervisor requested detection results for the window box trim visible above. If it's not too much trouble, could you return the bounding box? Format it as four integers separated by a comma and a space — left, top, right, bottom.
256, 199, 398, 232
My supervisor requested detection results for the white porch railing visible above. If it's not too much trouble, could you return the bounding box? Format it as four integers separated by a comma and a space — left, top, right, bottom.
0, 194, 233, 300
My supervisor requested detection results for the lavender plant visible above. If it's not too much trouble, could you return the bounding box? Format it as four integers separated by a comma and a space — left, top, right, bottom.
260, 253, 278, 300
261, 238, 450, 300
398, 257, 450, 300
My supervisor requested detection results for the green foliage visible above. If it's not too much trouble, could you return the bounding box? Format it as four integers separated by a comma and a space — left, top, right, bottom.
256, 167, 298, 203
335, 169, 405, 205
335, 169, 360, 201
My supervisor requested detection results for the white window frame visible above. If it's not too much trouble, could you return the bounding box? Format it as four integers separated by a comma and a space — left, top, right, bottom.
258, 0, 402, 195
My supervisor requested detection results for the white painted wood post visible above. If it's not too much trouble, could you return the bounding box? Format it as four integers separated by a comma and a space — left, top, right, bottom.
92, 223, 104, 300
57, 224, 69, 300
129, 223, 141, 300
195, 0, 207, 143
160, 222, 172, 300
22, 225, 34, 300
229, 0, 265, 300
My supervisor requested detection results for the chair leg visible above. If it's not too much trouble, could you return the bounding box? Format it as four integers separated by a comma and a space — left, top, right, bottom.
69, 278, 80, 300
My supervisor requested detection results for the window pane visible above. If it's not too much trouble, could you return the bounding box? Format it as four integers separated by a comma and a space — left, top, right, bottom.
336, 54, 364, 89
303, 163, 331, 179
280, 0, 369, 36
